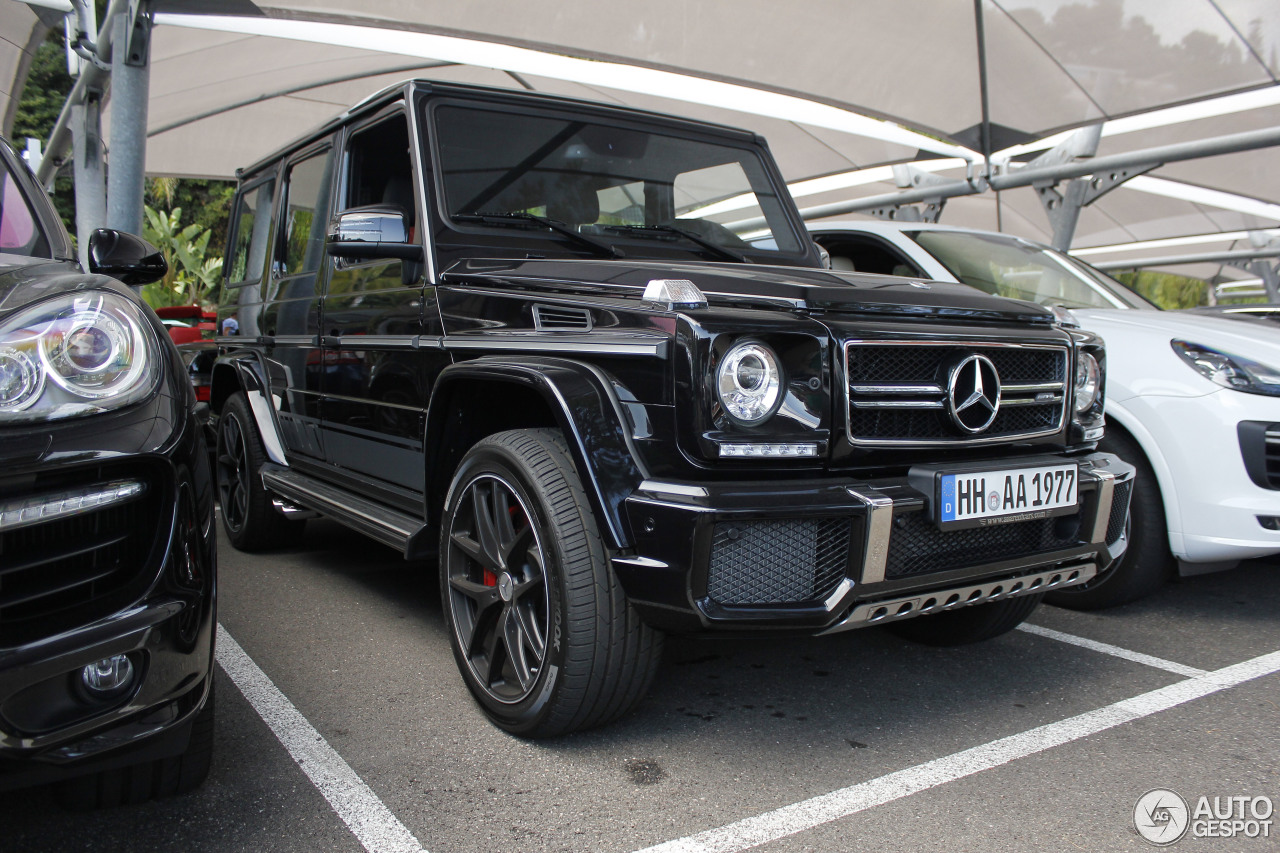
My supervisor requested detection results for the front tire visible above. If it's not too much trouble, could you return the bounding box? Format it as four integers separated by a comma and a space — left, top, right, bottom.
440, 429, 663, 737
1046, 430, 1171, 610
886, 594, 1043, 646
215, 392, 303, 551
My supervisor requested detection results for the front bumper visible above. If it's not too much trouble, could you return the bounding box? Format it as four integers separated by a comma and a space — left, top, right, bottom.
614, 452, 1134, 634
0, 403, 217, 792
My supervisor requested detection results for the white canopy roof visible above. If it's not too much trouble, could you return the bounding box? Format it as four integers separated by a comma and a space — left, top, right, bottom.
7, 0, 1280, 279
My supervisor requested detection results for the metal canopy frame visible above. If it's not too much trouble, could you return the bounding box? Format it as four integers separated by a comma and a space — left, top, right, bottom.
19, 2, 1280, 270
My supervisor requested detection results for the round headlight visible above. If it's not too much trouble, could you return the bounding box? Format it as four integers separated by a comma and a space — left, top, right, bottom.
0, 346, 42, 412
716, 341, 782, 425
41, 301, 149, 399
0, 291, 159, 423
1074, 351, 1100, 414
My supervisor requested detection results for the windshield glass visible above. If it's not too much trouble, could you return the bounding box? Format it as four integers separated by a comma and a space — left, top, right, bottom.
909, 230, 1152, 310
0, 158, 50, 258
432, 101, 805, 261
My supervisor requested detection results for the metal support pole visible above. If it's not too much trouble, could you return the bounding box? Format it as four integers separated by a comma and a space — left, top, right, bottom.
1243, 259, 1280, 302
105, 4, 150, 236
71, 95, 106, 269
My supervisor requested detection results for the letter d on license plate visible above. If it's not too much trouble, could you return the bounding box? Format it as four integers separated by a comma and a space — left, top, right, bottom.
937, 463, 1078, 530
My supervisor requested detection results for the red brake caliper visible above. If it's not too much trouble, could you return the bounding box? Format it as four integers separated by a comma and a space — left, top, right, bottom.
481, 504, 524, 588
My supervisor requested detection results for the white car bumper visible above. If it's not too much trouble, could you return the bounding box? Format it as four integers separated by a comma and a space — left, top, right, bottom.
1115, 388, 1280, 564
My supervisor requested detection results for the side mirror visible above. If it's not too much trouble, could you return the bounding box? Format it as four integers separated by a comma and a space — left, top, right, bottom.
87, 229, 168, 285
326, 205, 423, 261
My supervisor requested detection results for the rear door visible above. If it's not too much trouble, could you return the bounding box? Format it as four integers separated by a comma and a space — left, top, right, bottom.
261, 142, 337, 460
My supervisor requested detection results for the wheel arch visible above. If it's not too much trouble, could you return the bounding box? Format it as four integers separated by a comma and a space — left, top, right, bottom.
425, 357, 648, 550
1098, 403, 1184, 552
209, 351, 288, 466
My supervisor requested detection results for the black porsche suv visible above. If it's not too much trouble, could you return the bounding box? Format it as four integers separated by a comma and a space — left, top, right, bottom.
0, 138, 216, 804
211, 80, 1133, 737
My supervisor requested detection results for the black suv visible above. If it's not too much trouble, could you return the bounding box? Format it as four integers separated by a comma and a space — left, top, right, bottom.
0, 138, 216, 804
212, 80, 1134, 737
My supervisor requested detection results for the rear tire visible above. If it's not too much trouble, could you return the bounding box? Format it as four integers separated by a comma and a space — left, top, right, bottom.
215, 392, 304, 551
1046, 430, 1171, 610
886, 594, 1042, 646
55, 681, 215, 810
440, 429, 663, 737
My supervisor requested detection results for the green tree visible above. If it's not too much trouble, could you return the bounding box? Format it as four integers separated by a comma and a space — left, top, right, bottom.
139, 204, 223, 309
1111, 270, 1214, 309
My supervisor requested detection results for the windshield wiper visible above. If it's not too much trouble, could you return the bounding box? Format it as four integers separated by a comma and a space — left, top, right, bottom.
454, 211, 624, 259
602, 223, 749, 263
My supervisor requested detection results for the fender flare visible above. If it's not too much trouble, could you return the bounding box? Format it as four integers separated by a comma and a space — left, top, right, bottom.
210, 350, 289, 466
1100, 401, 1183, 552
425, 356, 651, 550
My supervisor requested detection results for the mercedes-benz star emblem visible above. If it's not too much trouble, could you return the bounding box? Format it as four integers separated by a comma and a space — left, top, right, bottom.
946, 354, 1001, 433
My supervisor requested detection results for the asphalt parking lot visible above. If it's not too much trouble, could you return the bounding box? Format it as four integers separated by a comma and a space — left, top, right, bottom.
6, 516, 1279, 853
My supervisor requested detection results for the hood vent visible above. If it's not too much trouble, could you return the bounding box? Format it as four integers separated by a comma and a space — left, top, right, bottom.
533, 304, 593, 331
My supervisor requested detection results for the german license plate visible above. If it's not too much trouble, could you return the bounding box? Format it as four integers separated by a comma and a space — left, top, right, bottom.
937, 463, 1078, 530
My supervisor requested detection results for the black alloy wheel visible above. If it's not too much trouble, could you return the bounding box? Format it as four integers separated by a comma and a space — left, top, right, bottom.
216, 403, 250, 536
440, 429, 663, 737
215, 392, 303, 551
445, 472, 550, 704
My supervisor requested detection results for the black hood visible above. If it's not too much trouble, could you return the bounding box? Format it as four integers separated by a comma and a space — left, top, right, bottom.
0, 255, 96, 316
443, 258, 1056, 325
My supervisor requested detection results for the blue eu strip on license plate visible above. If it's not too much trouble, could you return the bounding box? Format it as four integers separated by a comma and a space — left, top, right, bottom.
938, 463, 1078, 528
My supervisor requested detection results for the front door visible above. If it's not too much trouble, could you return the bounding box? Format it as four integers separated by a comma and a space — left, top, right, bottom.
318, 107, 445, 498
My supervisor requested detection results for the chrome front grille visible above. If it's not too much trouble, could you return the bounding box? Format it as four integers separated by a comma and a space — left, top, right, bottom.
845, 340, 1069, 445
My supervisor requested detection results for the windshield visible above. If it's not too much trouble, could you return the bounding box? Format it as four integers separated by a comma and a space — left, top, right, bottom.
909, 230, 1152, 310
0, 158, 50, 258
432, 101, 806, 261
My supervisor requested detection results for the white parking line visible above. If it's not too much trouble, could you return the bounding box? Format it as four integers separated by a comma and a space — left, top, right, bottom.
215, 624, 429, 853
634, 648, 1280, 853
1016, 623, 1210, 677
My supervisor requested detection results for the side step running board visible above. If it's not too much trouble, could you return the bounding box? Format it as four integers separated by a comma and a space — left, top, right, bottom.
259, 464, 434, 559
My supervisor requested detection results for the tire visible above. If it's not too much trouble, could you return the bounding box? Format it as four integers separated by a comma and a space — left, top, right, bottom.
1045, 429, 1172, 610
215, 392, 303, 551
56, 681, 215, 810
886, 593, 1043, 646
440, 429, 663, 737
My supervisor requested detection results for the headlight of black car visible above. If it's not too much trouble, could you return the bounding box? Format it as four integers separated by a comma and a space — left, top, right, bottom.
0, 291, 160, 423
1068, 331, 1105, 443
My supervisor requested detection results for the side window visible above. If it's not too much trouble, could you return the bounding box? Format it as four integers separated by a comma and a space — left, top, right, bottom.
280, 148, 335, 277
343, 112, 413, 224
815, 234, 923, 278
226, 177, 276, 285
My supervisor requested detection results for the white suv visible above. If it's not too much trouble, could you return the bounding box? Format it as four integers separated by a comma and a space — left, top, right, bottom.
811, 221, 1280, 609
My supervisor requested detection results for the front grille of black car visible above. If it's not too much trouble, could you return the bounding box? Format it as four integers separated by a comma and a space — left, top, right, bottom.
707, 517, 850, 606
1106, 479, 1133, 545
883, 510, 1084, 580
845, 341, 1068, 446
0, 466, 165, 647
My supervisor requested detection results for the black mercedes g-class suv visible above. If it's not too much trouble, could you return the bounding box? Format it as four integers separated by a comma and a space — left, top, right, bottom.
211, 80, 1133, 737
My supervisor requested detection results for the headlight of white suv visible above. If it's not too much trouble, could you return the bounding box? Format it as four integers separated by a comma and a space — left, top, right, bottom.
0, 291, 160, 423
1171, 340, 1280, 397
